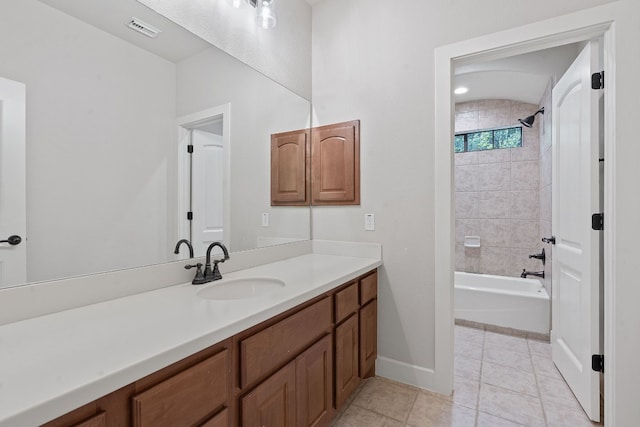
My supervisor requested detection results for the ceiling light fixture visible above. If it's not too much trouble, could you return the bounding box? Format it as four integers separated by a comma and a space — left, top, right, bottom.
246, 0, 277, 29
454, 87, 469, 95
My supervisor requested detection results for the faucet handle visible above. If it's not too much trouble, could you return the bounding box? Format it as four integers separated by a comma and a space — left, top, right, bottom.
185, 263, 207, 285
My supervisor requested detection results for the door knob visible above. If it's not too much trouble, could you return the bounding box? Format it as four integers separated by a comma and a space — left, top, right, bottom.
0, 235, 22, 245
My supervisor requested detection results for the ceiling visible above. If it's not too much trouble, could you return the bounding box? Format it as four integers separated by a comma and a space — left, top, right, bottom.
38, 0, 211, 63
454, 43, 583, 105
38, 0, 580, 105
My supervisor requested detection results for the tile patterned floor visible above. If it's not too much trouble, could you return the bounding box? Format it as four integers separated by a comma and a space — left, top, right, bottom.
332, 326, 601, 427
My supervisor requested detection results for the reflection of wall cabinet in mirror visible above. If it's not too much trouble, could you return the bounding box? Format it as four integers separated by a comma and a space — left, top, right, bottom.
271, 129, 310, 205
271, 120, 360, 206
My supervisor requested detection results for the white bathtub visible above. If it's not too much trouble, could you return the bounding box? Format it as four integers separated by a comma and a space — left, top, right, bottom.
454, 272, 550, 334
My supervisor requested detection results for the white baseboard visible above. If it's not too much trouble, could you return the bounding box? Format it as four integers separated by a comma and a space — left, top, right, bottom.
375, 356, 449, 397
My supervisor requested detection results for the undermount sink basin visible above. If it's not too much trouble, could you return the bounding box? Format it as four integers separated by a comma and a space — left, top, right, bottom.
197, 277, 285, 300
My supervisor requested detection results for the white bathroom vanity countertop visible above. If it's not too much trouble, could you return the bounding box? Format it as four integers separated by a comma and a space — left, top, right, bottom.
0, 252, 381, 426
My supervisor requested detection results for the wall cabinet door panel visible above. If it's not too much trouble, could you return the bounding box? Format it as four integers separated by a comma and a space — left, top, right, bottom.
334, 314, 360, 409
242, 361, 296, 427
311, 120, 360, 205
296, 335, 333, 427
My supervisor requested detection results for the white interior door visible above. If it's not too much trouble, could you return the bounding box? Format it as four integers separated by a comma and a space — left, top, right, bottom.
191, 129, 225, 257
0, 77, 27, 289
551, 41, 602, 422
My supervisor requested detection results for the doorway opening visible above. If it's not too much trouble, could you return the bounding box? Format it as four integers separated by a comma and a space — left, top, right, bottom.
434, 9, 615, 426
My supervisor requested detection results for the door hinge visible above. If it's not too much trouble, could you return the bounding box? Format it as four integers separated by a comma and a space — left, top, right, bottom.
592, 213, 604, 231
187, 211, 193, 221
592, 354, 604, 372
187, 144, 193, 153
591, 71, 604, 90
541, 236, 556, 245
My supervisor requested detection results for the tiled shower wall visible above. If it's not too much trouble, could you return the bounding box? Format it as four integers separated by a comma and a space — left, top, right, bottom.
455, 100, 545, 277
539, 82, 553, 294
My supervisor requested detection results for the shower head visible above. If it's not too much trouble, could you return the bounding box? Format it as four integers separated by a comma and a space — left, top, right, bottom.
518, 107, 545, 128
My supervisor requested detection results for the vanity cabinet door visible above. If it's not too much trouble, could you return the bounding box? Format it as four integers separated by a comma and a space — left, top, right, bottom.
311, 120, 360, 205
242, 361, 296, 427
360, 300, 378, 378
296, 335, 334, 427
334, 314, 360, 409
271, 129, 310, 206
201, 408, 228, 427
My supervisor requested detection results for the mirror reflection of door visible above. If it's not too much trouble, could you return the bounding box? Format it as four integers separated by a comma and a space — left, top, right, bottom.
176, 105, 230, 260
0, 77, 27, 289
191, 125, 225, 258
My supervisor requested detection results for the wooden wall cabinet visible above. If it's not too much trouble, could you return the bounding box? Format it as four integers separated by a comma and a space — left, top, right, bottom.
271, 120, 360, 206
43, 270, 377, 427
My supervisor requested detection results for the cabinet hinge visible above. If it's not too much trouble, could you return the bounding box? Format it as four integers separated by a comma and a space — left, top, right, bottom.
187, 144, 193, 153
592, 213, 604, 231
591, 71, 604, 90
592, 354, 604, 372
187, 211, 193, 221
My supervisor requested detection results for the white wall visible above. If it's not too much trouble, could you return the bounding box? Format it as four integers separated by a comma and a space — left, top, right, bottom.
138, 0, 312, 100
311, 0, 620, 392
0, 0, 176, 283
176, 46, 311, 253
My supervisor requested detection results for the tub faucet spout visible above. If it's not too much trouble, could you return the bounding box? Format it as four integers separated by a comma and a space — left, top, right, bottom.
521, 269, 545, 279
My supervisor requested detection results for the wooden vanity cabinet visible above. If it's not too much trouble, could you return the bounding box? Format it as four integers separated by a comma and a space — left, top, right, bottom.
334, 270, 378, 409
41, 270, 377, 427
42, 340, 232, 427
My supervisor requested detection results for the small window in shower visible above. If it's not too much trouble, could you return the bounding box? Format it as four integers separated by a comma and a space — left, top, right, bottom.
454, 126, 522, 153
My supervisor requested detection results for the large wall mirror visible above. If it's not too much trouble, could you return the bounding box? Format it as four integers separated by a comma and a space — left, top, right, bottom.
0, 0, 311, 289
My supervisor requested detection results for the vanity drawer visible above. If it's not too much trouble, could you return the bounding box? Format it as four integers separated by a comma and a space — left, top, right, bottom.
240, 297, 332, 388
360, 271, 377, 305
334, 281, 358, 323
132, 349, 229, 427
71, 412, 106, 427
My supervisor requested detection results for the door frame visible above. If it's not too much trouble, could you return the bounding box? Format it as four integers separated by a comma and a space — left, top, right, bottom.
434, 4, 618, 425
175, 104, 231, 255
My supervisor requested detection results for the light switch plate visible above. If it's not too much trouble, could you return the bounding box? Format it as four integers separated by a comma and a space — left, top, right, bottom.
261, 212, 269, 227
365, 213, 375, 231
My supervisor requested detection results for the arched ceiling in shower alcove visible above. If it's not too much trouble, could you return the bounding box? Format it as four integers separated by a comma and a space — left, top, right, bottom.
454, 43, 582, 105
